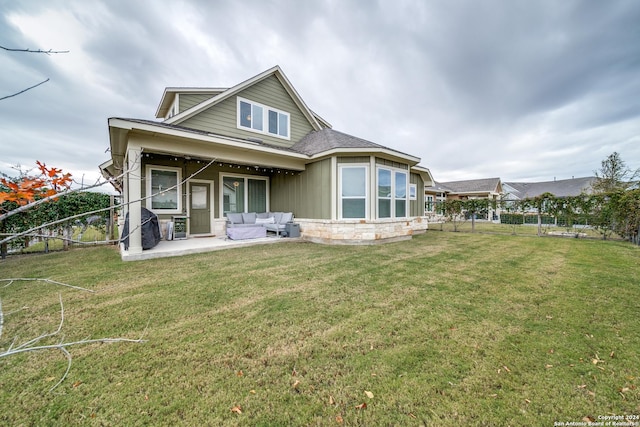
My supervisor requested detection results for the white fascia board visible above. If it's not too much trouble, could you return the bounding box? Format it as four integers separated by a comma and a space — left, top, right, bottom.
411, 165, 435, 186
308, 147, 421, 164
164, 66, 281, 125
109, 118, 309, 161
156, 87, 227, 119
272, 68, 322, 131
164, 66, 323, 132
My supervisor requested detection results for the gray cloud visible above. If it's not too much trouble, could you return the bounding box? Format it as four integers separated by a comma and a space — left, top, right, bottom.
1, 0, 638, 185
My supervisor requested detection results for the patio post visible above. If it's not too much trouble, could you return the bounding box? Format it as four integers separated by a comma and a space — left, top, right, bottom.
126, 147, 143, 254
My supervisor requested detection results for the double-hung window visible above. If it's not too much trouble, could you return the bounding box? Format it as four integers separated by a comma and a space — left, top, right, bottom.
238, 97, 290, 139
376, 167, 408, 218
339, 165, 368, 219
146, 165, 182, 214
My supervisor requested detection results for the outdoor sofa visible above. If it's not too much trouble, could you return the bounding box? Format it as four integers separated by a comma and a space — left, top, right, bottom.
226, 212, 294, 240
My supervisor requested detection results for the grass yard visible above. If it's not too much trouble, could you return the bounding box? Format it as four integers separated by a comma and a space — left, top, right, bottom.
0, 231, 638, 426
432, 220, 618, 239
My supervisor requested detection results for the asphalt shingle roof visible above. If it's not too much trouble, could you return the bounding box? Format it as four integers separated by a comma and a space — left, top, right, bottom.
432, 177, 502, 194
291, 128, 414, 158
504, 177, 596, 198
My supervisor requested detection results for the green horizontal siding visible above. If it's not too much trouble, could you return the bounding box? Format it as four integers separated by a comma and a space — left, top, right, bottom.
179, 94, 214, 113
180, 76, 315, 146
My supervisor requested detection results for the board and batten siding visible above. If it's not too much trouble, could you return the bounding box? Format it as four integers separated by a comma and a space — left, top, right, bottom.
179, 76, 316, 147
179, 94, 214, 114
270, 158, 332, 219
410, 172, 425, 217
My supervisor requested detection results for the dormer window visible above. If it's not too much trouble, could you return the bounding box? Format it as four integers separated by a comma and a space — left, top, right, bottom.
237, 97, 290, 140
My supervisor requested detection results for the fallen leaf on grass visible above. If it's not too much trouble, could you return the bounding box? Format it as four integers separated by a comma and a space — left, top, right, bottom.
587, 391, 595, 397
329, 395, 335, 405
620, 387, 631, 393
524, 399, 531, 404
364, 390, 374, 399
249, 390, 256, 394
408, 413, 417, 419
336, 415, 343, 423
583, 416, 595, 422
231, 405, 242, 414
292, 380, 300, 389
45, 376, 56, 382
502, 365, 511, 373
236, 370, 244, 377
72, 381, 82, 388
577, 384, 587, 389
355, 403, 367, 410
545, 364, 553, 369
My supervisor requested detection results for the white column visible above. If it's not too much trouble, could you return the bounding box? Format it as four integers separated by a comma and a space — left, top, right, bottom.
126, 147, 143, 254
330, 156, 337, 220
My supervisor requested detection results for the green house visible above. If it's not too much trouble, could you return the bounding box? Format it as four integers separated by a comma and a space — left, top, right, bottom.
101, 66, 434, 257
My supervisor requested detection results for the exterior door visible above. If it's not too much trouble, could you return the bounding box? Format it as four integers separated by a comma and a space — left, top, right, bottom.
189, 183, 210, 234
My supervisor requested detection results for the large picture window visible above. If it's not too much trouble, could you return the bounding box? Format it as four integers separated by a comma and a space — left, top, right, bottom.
146, 166, 182, 214
339, 165, 368, 219
222, 175, 268, 215
376, 167, 408, 218
237, 97, 290, 139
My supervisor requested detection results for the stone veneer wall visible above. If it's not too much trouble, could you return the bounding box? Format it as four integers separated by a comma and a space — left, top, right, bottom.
295, 217, 429, 245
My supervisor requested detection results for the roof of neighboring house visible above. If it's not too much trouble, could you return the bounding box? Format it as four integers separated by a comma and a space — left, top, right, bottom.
429, 177, 502, 194
291, 128, 419, 162
503, 176, 596, 199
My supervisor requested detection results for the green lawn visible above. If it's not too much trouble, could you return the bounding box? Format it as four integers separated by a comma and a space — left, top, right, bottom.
1, 232, 638, 426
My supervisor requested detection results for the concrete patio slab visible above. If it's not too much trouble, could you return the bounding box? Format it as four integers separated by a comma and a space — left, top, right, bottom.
121, 235, 300, 261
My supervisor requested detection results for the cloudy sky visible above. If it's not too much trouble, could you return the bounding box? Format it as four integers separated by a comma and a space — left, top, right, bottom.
1, 0, 639, 189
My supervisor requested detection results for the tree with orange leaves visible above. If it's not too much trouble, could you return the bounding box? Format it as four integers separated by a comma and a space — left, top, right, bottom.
0, 161, 72, 208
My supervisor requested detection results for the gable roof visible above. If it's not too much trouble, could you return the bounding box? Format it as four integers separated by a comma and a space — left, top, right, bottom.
163, 66, 327, 132
503, 177, 596, 199
155, 87, 227, 119
432, 177, 502, 194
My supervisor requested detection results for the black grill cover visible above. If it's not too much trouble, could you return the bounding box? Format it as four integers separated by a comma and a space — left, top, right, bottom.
121, 208, 161, 250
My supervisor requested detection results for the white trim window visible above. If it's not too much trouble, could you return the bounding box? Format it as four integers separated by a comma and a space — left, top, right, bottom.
221, 174, 269, 216
237, 97, 290, 140
409, 183, 417, 200
425, 195, 435, 213
146, 165, 182, 214
339, 165, 368, 219
376, 167, 408, 218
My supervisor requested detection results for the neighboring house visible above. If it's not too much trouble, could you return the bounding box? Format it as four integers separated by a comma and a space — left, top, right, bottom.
100, 66, 435, 258
423, 182, 448, 219
502, 177, 597, 200
425, 177, 503, 220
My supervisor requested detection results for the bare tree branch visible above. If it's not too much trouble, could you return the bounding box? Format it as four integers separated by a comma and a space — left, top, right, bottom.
1, 278, 95, 293
0, 78, 50, 101
0, 157, 217, 246
0, 283, 147, 391
0, 298, 4, 342
0, 45, 68, 100
0, 45, 69, 54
